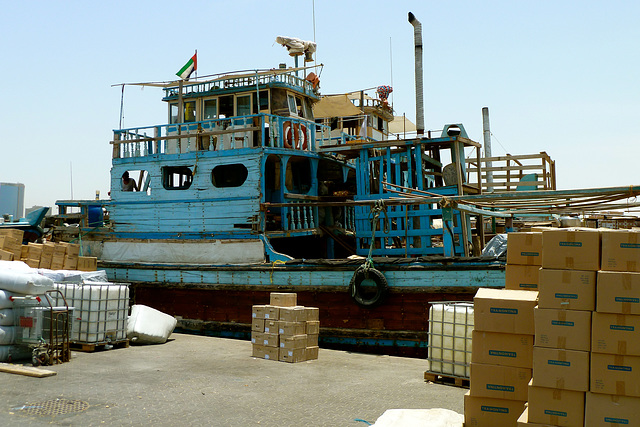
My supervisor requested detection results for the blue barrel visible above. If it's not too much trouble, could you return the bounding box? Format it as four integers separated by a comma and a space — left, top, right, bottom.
87, 205, 104, 227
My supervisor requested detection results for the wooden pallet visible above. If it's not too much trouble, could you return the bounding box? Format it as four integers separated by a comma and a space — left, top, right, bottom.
70, 339, 130, 353
424, 371, 469, 388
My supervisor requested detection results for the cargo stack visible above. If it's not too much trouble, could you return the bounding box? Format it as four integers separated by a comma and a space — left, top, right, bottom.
505, 232, 542, 291
517, 228, 601, 426
0, 229, 23, 261
251, 292, 319, 363
585, 229, 640, 426
464, 286, 537, 426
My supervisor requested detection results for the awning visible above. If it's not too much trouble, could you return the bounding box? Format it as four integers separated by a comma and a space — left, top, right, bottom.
313, 94, 363, 119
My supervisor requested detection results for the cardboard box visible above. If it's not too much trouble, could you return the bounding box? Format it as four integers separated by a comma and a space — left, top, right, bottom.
306, 346, 319, 360
601, 229, 640, 272
0, 236, 22, 259
470, 363, 531, 401
62, 242, 80, 257
251, 344, 279, 360
251, 305, 280, 320
596, 271, 640, 314
590, 353, 640, 397
39, 242, 55, 268
0, 249, 13, 261
26, 243, 43, 260
263, 319, 280, 334
464, 391, 526, 427
251, 318, 264, 332
305, 307, 319, 321
534, 308, 592, 351
279, 347, 306, 363
585, 392, 640, 427
77, 256, 97, 271
278, 321, 305, 336
250, 332, 279, 347
0, 229, 24, 241
541, 228, 601, 271
532, 347, 590, 391
307, 334, 318, 347
507, 232, 542, 266
50, 255, 65, 271
306, 320, 320, 335
279, 334, 307, 350
25, 259, 40, 268
20, 244, 28, 259
527, 383, 585, 426
270, 292, 297, 307
471, 331, 534, 368
63, 254, 78, 270
279, 306, 306, 322
592, 312, 640, 356
505, 265, 540, 291
473, 288, 538, 335
516, 407, 553, 426
537, 269, 596, 311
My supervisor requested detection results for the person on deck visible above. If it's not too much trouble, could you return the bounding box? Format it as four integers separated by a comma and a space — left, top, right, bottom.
121, 171, 137, 191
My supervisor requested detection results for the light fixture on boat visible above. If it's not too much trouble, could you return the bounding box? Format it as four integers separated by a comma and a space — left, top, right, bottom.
446, 125, 461, 137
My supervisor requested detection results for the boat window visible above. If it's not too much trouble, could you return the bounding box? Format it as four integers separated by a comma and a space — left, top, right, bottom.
236, 95, 252, 116
162, 166, 194, 190
203, 99, 217, 120
120, 169, 151, 194
170, 103, 179, 124
253, 90, 269, 113
211, 164, 248, 188
219, 95, 234, 118
285, 157, 312, 194
184, 101, 196, 123
287, 95, 297, 116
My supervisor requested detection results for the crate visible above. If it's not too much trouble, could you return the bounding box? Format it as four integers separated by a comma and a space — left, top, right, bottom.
426, 301, 474, 379
50, 282, 129, 344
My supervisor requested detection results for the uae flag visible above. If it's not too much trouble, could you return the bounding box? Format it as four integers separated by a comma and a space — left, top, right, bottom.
176, 52, 197, 80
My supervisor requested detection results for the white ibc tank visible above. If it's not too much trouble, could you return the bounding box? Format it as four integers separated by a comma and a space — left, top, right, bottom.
427, 302, 474, 378
52, 282, 129, 344
0, 344, 31, 362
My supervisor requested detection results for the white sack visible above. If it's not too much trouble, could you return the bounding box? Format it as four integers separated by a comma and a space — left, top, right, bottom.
372, 409, 464, 427
127, 304, 177, 344
0, 309, 14, 326
0, 326, 16, 345
0, 345, 31, 362
38, 269, 108, 284
0, 260, 31, 272
0, 290, 14, 309
0, 269, 54, 295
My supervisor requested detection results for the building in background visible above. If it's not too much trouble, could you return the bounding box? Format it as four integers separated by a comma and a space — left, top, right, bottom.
0, 182, 25, 221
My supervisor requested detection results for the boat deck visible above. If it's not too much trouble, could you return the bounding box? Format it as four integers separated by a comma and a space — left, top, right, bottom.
1, 333, 466, 426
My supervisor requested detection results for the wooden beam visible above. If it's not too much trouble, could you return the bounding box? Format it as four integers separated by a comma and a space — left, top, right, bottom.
0, 363, 57, 378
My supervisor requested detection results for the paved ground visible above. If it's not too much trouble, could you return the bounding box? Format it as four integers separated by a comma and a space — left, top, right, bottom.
1, 333, 466, 426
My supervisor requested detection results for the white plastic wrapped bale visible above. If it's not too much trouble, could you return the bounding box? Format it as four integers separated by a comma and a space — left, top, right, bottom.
427, 302, 474, 378
51, 282, 129, 344
371, 409, 464, 427
0, 325, 17, 345
0, 345, 31, 362
0, 309, 14, 326
0, 290, 14, 309
38, 269, 108, 284
127, 305, 177, 344
0, 268, 55, 295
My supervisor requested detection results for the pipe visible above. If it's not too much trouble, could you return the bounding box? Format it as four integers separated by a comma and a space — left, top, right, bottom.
482, 107, 493, 191
408, 12, 425, 136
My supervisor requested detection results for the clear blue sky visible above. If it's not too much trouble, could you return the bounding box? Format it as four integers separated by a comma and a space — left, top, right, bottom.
1, 1, 639, 213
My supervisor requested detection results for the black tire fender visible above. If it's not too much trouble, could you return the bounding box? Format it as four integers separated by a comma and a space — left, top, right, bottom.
349, 267, 388, 308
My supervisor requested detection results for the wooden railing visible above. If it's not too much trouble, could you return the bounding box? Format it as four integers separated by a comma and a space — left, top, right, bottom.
466, 152, 556, 193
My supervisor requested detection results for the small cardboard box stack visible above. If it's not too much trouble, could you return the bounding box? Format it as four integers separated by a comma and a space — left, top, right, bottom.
251, 292, 319, 363
586, 230, 640, 426
464, 287, 537, 426
0, 229, 23, 261
11, 240, 95, 271
505, 232, 542, 291
520, 228, 601, 426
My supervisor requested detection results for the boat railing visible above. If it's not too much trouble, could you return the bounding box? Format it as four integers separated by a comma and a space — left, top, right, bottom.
112, 114, 356, 159
265, 194, 356, 235
163, 70, 315, 99
465, 152, 556, 192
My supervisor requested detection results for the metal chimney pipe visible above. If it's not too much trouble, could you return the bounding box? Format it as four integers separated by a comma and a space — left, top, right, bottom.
482, 107, 494, 191
408, 12, 425, 136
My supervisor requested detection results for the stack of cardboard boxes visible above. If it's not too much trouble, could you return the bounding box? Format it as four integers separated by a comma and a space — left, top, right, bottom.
464, 286, 538, 425
0, 228, 97, 271
505, 232, 542, 291
522, 228, 601, 426
251, 292, 319, 363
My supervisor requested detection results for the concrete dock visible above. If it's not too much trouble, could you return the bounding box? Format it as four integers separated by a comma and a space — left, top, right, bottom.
1, 333, 466, 426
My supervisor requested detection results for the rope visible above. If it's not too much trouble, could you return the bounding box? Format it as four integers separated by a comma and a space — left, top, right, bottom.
269, 260, 286, 284
361, 200, 388, 273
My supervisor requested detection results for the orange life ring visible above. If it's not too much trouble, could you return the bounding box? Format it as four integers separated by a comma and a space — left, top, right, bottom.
282, 122, 308, 150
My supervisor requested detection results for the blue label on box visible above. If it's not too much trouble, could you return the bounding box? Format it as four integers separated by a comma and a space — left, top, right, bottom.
489, 350, 516, 358
521, 251, 540, 257
605, 417, 629, 424
549, 360, 570, 367
611, 325, 634, 332
555, 293, 578, 299
487, 384, 514, 392
490, 307, 518, 315
560, 242, 582, 247
481, 405, 508, 414
608, 364, 632, 372
621, 243, 640, 249
552, 320, 575, 327
545, 410, 567, 417
616, 297, 640, 303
